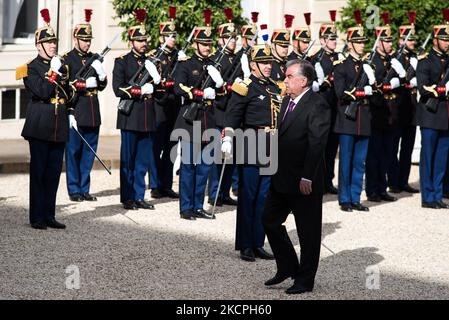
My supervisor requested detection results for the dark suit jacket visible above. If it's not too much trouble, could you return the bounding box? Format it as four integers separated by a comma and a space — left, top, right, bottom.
271, 89, 331, 195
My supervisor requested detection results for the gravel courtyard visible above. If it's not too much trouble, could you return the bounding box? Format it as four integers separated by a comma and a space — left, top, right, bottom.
1, 164, 449, 300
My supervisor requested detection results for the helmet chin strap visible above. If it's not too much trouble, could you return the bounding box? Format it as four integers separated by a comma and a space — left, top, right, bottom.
40, 43, 52, 60
76, 38, 88, 55
437, 39, 448, 56
256, 62, 269, 80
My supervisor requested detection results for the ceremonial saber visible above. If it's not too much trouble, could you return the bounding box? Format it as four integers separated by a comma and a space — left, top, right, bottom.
73, 127, 111, 175
212, 158, 227, 216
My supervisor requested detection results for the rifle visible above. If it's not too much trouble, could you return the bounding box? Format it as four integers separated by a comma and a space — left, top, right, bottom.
167, 27, 196, 81
425, 59, 449, 112
223, 31, 258, 83
300, 40, 316, 60
182, 37, 233, 123
405, 33, 431, 81
117, 35, 173, 115
344, 36, 381, 120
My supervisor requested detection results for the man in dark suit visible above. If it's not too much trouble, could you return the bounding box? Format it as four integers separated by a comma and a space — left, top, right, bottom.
262, 59, 331, 294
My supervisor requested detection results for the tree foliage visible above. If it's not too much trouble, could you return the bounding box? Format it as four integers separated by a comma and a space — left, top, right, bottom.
337, 0, 448, 49
112, 0, 247, 50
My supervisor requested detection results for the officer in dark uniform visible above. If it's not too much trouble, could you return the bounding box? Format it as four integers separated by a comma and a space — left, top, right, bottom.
64, 9, 107, 202
365, 12, 402, 203
17, 9, 71, 229
288, 13, 312, 62
149, 6, 180, 200
333, 10, 375, 212
173, 9, 225, 220
270, 16, 292, 83
416, 9, 449, 209
207, 8, 239, 207
222, 44, 281, 262
388, 11, 420, 194
112, 9, 162, 210
309, 10, 339, 194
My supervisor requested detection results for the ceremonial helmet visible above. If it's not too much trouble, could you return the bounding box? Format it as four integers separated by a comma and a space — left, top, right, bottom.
35, 8, 57, 44
193, 9, 213, 44
272, 14, 294, 46
218, 8, 236, 38
319, 10, 337, 40
399, 11, 417, 40
129, 9, 149, 41
251, 24, 273, 63
433, 8, 449, 41
159, 6, 177, 36
241, 12, 258, 39
74, 9, 93, 40
346, 9, 368, 43
293, 13, 312, 42
375, 11, 393, 42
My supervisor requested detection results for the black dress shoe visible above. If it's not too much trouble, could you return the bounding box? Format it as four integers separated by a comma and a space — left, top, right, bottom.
46, 219, 66, 229
325, 185, 338, 194
222, 196, 238, 206
367, 193, 382, 202
352, 203, 369, 211
163, 189, 179, 199
135, 199, 155, 210
208, 197, 223, 207
150, 189, 165, 199
82, 193, 97, 201
31, 221, 47, 230
254, 247, 275, 260
264, 273, 292, 286
123, 200, 138, 210
436, 201, 449, 209
340, 203, 353, 212
422, 201, 440, 209
389, 186, 402, 194
379, 192, 397, 202
240, 248, 255, 262
69, 194, 84, 202
285, 283, 313, 295
401, 185, 419, 193
180, 210, 196, 220
194, 208, 216, 219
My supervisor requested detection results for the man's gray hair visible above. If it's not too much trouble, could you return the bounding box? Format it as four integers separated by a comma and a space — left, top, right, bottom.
285, 59, 315, 86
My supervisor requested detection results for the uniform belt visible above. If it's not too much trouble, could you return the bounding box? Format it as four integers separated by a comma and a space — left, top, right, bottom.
50, 98, 66, 104
83, 90, 98, 96
383, 93, 397, 100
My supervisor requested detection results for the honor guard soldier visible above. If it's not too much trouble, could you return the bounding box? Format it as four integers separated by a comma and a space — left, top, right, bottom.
416, 8, 449, 209
112, 9, 162, 210
241, 12, 259, 52
387, 11, 420, 194
173, 9, 225, 220
288, 13, 312, 61
149, 6, 180, 200
309, 10, 339, 194
270, 15, 293, 82
333, 10, 375, 212
207, 8, 239, 207
64, 9, 107, 202
365, 12, 402, 203
221, 41, 281, 262
17, 9, 71, 229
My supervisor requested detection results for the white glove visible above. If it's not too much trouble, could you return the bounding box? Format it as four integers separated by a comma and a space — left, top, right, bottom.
314, 62, 325, 85
85, 77, 98, 88
312, 80, 320, 92
203, 87, 216, 100
207, 65, 224, 88
338, 52, 346, 60
362, 64, 375, 85
364, 85, 373, 96
390, 77, 400, 90
141, 83, 154, 95
390, 58, 406, 78
240, 53, 251, 79
69, 114, 78, 130
445, 81, 449, 94
410, 77, 417, 88
144, 60, 161, 85
50, 56, 62, 75
91, 60, 106, 81
409, 57, 418, 71
221, 136, 232, 159
177, 50, 188, 61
